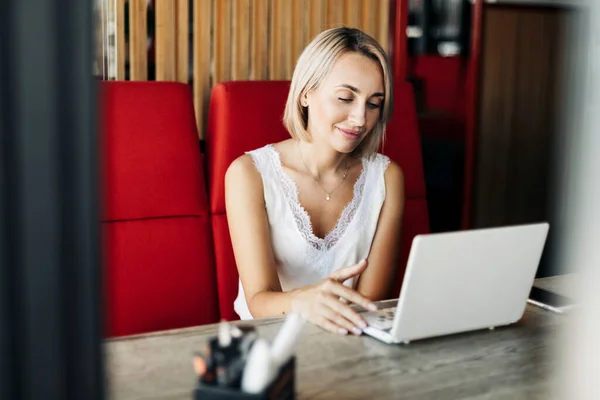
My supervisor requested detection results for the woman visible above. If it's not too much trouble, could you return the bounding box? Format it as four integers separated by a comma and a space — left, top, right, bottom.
225, 27, 405, 336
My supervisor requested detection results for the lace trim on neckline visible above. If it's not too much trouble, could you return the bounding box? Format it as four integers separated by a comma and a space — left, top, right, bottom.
265, 144, 367, 252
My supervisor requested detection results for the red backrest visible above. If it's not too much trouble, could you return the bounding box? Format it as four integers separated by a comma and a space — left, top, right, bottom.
101, 81, 219, 336
381, 83, 430, 295
206, 80, 429, 320
206, 81, 291, 321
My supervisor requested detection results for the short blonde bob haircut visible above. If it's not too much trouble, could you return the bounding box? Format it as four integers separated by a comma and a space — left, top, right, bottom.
283, 27, 394, 158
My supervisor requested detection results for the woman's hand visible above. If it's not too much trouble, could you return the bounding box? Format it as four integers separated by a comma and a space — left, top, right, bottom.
289, 260, 378, 335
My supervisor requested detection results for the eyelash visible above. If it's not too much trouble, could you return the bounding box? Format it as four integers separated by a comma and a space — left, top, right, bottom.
337, 97, 381, 110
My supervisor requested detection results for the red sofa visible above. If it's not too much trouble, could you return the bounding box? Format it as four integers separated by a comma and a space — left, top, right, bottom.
206, 80, 430, 321
101, 81, 219, 336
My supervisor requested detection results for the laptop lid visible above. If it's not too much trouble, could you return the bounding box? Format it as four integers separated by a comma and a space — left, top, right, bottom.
391, 223, 550, 343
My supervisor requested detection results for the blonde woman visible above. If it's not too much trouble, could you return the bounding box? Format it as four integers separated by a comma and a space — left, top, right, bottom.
225, 27, 405, 336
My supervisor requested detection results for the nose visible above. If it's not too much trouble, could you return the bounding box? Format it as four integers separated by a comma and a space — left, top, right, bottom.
348, 103, 366, 128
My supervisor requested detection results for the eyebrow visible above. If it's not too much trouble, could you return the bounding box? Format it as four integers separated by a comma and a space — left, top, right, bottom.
336, 84, 384, 98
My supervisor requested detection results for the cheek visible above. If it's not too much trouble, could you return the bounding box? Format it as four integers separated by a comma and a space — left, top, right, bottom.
366, 111, 380, 129
310, 100, 346, 124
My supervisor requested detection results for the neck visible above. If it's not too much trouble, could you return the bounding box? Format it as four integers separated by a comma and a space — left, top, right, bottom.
297, 140, 349, 179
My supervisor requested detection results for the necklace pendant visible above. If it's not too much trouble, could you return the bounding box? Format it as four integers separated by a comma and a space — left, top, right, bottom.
325, 194, 331, 201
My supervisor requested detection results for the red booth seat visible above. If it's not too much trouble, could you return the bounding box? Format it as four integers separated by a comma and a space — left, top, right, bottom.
101, 81, 219, 336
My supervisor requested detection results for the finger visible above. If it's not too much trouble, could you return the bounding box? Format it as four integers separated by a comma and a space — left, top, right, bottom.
322, 295, 367, 334
316, 314, 350, 336
323, 279, 377, 311
316, 299, 364, 335
329, 259, 368, 282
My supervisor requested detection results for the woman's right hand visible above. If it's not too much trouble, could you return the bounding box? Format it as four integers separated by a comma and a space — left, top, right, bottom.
289, 260, 378, 335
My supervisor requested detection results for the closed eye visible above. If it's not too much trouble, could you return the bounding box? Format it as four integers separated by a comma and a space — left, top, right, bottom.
367, 102, 381, 109
338, 97, 352, 103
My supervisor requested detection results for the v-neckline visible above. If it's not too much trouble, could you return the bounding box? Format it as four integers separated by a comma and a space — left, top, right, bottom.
267, 144, 367, 249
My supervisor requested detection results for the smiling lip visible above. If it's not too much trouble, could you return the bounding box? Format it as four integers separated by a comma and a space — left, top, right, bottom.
337, 127, 362, 138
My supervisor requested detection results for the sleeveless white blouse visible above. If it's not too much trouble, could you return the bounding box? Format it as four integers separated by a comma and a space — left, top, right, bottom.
233, 144, 390, 319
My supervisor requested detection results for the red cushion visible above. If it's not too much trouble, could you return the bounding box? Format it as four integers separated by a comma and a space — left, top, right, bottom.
211, 215, 239, 321
101, 81, 219, 336
382, 83, 431, 296
102, 81, 209, 221
207, 81, 291, 215
103, 217, 217, 336
206, 81, 429, 320
206, 81, 291, 320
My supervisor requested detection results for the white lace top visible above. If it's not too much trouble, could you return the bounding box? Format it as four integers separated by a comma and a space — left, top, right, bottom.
233, 144, 390, 319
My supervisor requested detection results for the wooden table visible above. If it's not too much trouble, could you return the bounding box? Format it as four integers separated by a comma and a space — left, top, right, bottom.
106, 275, 575, 400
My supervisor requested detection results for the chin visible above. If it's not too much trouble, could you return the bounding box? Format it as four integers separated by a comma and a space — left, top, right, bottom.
331, 137, 363, 155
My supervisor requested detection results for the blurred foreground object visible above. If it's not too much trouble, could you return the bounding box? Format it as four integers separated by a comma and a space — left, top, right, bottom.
556, 1, 600, 398
0, 0, 104, 399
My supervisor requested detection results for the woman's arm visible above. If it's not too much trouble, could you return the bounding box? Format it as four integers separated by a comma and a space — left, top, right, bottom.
356, 160, 405, 300
225, 155, 376, 334
225, 155, 291, 318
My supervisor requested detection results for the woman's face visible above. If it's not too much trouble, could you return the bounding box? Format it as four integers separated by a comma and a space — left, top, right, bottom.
304, 52, 384, 154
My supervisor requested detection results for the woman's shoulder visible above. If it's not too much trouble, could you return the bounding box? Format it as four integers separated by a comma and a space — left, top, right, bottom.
226, 140, 291, 186
381, 157, 404, 199
226, 153, 262, 187
367, 153, 404, 185
365, 152, 394, 171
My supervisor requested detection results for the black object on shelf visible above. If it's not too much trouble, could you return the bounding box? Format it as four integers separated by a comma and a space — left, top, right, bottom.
408, 0, 472, 57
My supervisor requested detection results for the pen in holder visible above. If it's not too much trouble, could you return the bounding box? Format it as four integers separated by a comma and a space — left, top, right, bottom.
193, 356, 295, 400
191, 314, 304, 400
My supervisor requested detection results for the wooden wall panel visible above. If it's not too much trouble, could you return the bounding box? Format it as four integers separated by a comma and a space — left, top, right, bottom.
176, 0, 189, 83
232, 0, 252, 80
116, 0, 393, 137
345, 0, 362, 28
361, 0, 378, 39
213, 0, 232, 83
378, 0, 390, 51
129, 0, 147, 80
473, 6, 573, 228
116, 0, 126, 80
251, 0, 269, 80
269, 0, 283, 79
156, 0, 177, 81
292, 0, 307, 67
308, 0, 326, 40
193, 0, 213, 139
326, 0, 344, 28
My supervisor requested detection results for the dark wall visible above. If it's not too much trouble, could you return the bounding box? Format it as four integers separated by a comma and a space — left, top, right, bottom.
473, 5, 580, 276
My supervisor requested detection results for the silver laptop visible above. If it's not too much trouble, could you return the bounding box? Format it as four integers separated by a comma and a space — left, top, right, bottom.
361, 223, 550, 344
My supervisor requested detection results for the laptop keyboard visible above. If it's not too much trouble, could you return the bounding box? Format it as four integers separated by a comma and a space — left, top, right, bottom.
361, 307, 397, 330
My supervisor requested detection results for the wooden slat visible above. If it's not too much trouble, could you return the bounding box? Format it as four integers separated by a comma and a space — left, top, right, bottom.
308, 0, 326, 40
116, 0, 126, 79
281, 0, 294, 78
291, 0, 307, 67
361, 0, 378, 40
129, 0, 147, 80
326, 0, 344, 29
345, 0, 362, 28
232, 0, 251, 80
269, 0, 281, 79
377, 0, 390, 52
213, 0, 232, 83
155, 0, 177, 81
193, 0, 213, 139
251, 0, 269, 80
176, 0, 189, 83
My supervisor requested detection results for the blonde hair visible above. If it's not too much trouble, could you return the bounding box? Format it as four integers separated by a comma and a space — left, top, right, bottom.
283, 27, 394, 158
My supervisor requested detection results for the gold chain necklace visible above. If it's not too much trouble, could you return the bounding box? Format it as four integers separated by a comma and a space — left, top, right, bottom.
298, 141, 349, 201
